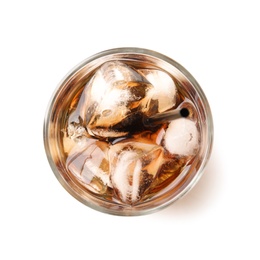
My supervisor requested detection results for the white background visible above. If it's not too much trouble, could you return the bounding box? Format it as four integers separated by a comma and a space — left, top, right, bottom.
1, 0, 259, 259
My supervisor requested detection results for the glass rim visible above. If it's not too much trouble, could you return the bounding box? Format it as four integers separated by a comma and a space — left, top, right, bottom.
43, 47, 214, 216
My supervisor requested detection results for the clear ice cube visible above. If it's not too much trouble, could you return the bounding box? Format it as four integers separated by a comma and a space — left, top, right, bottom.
63, 123, 88, 154
138, 69, 177, 113
66, 139, 112, 194
109, 141, 164, 204
163, 118, 199, 156
148, 156, 189, 194
74, 61, 153, 138
67, 123, 87, 140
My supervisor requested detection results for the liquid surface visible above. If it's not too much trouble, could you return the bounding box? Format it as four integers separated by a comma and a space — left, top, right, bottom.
62, 61, 200, 205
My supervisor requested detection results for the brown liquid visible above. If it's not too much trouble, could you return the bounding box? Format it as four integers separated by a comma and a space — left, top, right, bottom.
60, 61, 201, 205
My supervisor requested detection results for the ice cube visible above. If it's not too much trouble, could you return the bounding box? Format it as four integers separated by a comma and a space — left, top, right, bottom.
71, 61, 153, 138
66, 138, 112, 194
63, 123, 88, 154
138, 69, 177, 113
163, 118, 199, 156
67, 123, 87, 140
109, 141, 164, 204
148, 156, 189, 194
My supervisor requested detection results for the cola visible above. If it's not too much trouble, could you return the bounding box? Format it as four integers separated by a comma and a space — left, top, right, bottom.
44, 48, 214, 216
63, 61, 200, 205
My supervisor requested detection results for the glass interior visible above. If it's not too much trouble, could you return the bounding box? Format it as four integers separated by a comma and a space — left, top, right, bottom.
44, 48, 213, 216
